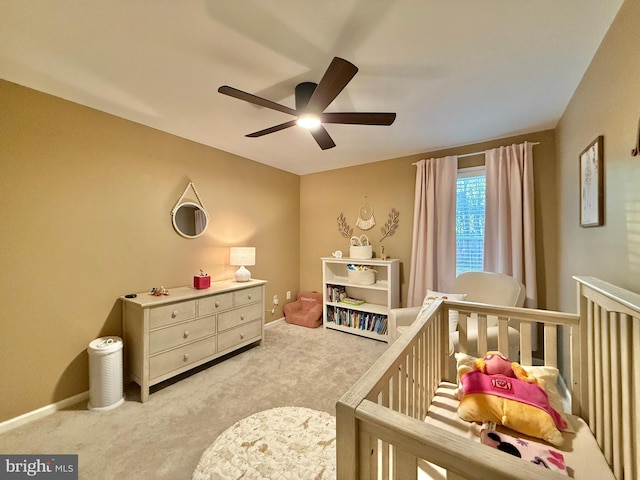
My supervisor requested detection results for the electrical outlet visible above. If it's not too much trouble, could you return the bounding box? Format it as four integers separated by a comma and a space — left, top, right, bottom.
286, 291, 291, 300
273, 295, 279, 305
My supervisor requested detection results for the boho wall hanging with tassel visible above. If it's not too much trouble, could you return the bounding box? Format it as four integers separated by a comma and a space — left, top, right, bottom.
355, 200, 376, 230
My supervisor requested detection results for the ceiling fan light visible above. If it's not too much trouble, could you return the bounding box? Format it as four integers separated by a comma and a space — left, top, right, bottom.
296, 113, 321, 129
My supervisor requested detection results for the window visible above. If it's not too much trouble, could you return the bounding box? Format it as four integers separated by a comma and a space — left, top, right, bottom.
456, 167, 486, 276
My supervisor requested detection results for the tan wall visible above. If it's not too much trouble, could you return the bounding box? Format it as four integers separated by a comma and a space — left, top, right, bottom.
556, 0, 640, 310
555, 0, 640, 375
300, 157, 417, 303
0, 80, 300, 422
8, 0, 638, 418
300, 130, 558, 313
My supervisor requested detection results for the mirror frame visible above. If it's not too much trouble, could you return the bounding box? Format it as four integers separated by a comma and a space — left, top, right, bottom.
172, 201, 209, 238
171, 181, 210, 239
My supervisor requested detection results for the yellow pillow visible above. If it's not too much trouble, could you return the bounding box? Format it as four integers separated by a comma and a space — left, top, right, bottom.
455, 352, 572, 432
455, 353, 572, 446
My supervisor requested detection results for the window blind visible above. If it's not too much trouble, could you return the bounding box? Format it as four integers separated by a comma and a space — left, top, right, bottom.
456, 171, 486, 276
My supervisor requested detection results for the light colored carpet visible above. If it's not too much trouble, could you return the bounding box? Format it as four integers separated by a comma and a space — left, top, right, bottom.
192, 406, 336, 480
0, 320, 387, 479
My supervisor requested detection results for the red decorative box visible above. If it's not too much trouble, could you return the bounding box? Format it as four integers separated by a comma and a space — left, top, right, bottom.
193, 275, 210, 290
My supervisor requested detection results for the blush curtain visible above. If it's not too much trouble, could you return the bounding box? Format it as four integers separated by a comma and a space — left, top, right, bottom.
483, 142, 537, 308
194, 209, 207, 235
407, 157, 458, 307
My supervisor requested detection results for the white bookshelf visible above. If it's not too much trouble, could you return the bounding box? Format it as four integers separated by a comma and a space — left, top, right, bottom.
321, 257, 400, 342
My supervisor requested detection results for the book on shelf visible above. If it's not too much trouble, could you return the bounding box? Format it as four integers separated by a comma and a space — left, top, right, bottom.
340, 297, 365, 306
326, 284, 346, 303
326, 305, 388, 335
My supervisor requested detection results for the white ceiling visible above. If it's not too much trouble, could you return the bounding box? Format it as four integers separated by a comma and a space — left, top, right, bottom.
0, 0, 624, 175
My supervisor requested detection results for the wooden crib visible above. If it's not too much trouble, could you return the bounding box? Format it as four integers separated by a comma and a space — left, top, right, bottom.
336, 276, 639, 479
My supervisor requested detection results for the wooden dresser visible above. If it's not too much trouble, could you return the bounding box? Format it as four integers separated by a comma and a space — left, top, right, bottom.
121, 279, 266, 402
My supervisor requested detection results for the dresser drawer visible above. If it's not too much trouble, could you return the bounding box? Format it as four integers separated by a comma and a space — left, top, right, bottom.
199, 292, 233, 316
149, 301, 196, 329
218, 303, 262, 332
217, 319, 262, 352
149, 336, 216, 380
149, 316, 216, 354
233, 286, 262, 306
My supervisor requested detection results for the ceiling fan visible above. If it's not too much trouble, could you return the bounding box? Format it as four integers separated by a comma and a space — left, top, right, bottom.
218, 57, 396, 150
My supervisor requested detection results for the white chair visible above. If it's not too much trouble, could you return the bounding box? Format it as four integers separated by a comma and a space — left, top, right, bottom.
389, 271, 525, 360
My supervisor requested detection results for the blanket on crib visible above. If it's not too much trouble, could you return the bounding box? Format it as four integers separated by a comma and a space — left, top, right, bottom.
480, 429, 568, 476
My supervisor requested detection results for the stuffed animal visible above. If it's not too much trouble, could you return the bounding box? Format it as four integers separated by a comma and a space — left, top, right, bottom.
457, 351, 566, 446
473, 351, 537, 384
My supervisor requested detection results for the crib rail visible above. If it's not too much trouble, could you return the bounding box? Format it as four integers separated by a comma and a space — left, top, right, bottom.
336, 301, 447, 480
451, 299, 580, 369
336, 299, 579, 479
575, 276, 640, 480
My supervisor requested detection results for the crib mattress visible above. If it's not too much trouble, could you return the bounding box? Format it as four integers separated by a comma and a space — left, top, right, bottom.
422, 382, 615, 480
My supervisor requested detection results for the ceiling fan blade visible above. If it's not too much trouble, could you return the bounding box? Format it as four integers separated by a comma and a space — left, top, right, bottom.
309, 125, 336, 150
246, 120, 297, 137
305, 57, 358, 113
321, 112, 396, 126
218, 86, 297, 116
295, 82, 317, 110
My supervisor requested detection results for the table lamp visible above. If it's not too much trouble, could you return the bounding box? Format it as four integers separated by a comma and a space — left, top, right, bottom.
230, 247, 255, 282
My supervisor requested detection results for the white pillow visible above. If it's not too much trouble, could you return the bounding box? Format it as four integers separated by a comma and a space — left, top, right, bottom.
423, 290, 467, 332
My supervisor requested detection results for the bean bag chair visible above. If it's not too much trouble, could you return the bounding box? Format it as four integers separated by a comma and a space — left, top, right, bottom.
284, 291, 323, 328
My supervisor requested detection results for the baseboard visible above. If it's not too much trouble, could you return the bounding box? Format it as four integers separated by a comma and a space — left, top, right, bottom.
0, 390, 89, 435
1, 319, 285, 433
265, 317, 285, 328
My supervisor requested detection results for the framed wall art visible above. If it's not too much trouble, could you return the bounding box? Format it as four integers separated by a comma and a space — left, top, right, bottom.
579, 136, 604, 227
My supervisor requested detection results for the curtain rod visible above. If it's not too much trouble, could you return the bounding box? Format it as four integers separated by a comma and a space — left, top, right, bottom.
412, 142, 540, 164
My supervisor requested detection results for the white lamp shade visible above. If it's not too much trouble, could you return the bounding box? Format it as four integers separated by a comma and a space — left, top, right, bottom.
230, 247, 255, 282
230, 247, 255, 266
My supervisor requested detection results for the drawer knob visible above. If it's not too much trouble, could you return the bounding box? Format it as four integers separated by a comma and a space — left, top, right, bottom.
183, 353, 189, 362
172, 310, 178, 318
215, 301, 220, 308
240, 333, 244, 339
248, 294, 252, 300
240, 314, 245, 321
183, 330, 190, 338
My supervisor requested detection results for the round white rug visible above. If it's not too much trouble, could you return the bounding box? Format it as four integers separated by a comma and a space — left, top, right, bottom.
192, 406, 337, 480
